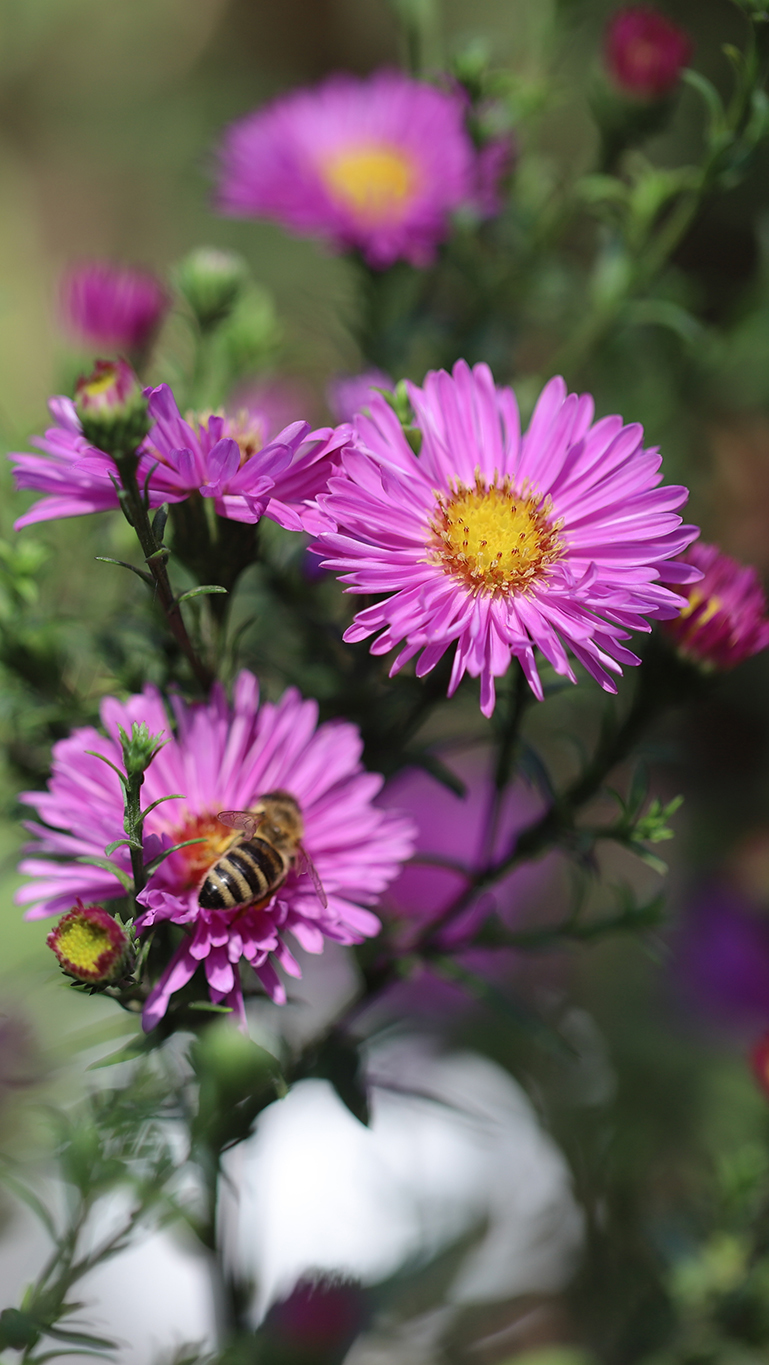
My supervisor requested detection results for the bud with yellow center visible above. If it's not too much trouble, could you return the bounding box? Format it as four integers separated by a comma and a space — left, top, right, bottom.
75, 358, 150, 461
47, 901, 133, 985
429, 477, 564, 596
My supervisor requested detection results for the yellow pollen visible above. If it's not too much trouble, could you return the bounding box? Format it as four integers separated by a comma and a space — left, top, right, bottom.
81, 367, 117, 400
680, 589, 722, 627
56, 918, 114, 974
429, 476, 564, 597
322, 143, 416, 224
171, 811, 239, 887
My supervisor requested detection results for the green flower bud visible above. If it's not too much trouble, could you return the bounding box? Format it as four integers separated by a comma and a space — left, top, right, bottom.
175, 247, 249, 331
75, 358, 150, 460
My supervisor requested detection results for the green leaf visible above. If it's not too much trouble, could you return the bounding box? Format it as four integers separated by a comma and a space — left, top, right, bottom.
87, 1035, 152, 1070
103, 838, 133, 857
94, 556, 154, 588
84, 749, 128, 788
400, 750, 466, 798
143, 837, 208, 876
683, 68, 725, 134
74, 856, 133, 894
177, 585, 228, 602
304, 1032, 370, 1125
188, 1001, 234, 1013
0, 1167, 58, 1239
140, 793, 185, 819
0, 1309, 40, 1351
44, 1326, 117, 1350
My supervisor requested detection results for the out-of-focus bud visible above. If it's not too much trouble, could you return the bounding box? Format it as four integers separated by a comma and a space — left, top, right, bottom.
75, 358, 150, 459
175, 247, 249, 331
47, 901, 134, 985
604, 5, 692, 102
118, 721, 166, 778
261, 1277, 369, 1364
661, 542, 769, 671
752, 1032, 769, 1097
60, 261, 169, 356
327, 369, 392, 423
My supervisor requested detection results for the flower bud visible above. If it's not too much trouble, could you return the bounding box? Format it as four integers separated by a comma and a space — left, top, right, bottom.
175, 247, 249, 331
118, 721, 166, 778
604, 5, 692, 102
60, 261, 169, 356
661, 542, 769, 671
75, 358, 151, 459
47, 902, 133, 985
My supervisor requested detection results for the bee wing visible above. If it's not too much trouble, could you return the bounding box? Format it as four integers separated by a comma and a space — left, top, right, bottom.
217, 809, 261, 839
295, 842, 328, 909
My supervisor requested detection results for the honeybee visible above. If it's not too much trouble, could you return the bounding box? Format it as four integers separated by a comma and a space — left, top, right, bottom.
198, 790, 327, 913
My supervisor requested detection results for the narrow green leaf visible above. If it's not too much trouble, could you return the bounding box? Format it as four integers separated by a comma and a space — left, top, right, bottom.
177, 585, 228, 602
87, 1036, 150, 1069
94, 556, 153, 588
84, 750, 128, 788
140, 793, 185, 819
188, 1001, 233, 1013
104, 838, 133, 857
143, 837, 207, 876
75, 856, 133, 894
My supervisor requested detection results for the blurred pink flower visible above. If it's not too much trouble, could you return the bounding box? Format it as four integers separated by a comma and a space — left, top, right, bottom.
661, 541, 769, 669
378, 746, 556, 948
10, 384, 344, 533
60, 261, 169, 354
314, 359, 699, 716
216, 70, 481, 269
604, 6, 692, 101
327, 369, 393, 423
17, 673, 414, 1029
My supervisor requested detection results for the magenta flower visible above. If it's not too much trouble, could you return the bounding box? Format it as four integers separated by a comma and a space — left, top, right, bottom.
216, 70, 479, 269
314, 361, 699, 716
10, 384, 344, 533
17, 673, 414, 1029
604, 6, 692, 101
60, 261, 169, 355
661, 541, 769, 670
378, 746, 557, 947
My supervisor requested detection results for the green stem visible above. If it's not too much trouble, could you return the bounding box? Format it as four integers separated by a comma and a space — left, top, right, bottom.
114, 455, 214, 692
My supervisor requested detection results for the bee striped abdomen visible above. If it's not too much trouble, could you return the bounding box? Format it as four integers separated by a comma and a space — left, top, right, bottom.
199, 837, 287, 911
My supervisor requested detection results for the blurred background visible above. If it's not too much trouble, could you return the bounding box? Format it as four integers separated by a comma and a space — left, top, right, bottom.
3, 1, 769, 1363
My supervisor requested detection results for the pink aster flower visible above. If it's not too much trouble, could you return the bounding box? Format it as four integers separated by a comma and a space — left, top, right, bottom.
327, 369, 393, 423
17, 673, 414, 1030
60, 261, 169, 355
216, 69, 479, 270
604, 6, 692, 102
314, 360, 699, 716
379, 745, 558, 947
10, 383, 343, 533
660, 541, 769, 669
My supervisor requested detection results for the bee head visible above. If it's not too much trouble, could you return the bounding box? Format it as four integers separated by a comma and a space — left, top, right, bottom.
257, 791, 304, 847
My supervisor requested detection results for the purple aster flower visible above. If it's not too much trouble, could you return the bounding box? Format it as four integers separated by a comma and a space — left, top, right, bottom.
10, 383, 344, 533
378, 745, 556, 946
672, 882, 769, 1027
17, 673, 414, 1029
314, 360, 699, 716
327, 369, 393, 423
661, 541, 769, 670
216, 70, 480, 270
604, 6, 692, 102
60, 261, 169, 355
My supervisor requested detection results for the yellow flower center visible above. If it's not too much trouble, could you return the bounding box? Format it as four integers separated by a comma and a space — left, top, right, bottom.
81, 367, 117, 400
171, 811, 239, 888
429, 477, 564, 596
56, 917, 115, 976
679, 589, 722, 627
322, 144, 417, 224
